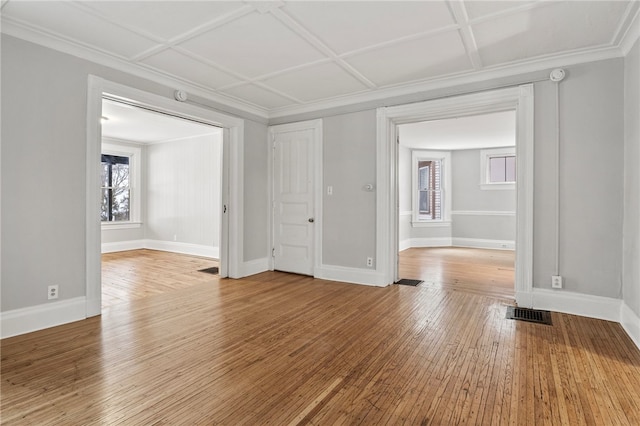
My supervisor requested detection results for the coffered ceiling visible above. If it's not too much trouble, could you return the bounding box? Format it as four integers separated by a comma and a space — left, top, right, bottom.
2, 1, 638, 119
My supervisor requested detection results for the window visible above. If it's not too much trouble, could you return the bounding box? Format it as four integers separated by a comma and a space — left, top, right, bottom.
481, 147, 516, 190
101, 154, 130, 222
412, 150, 451, 225
101, 142, 141, 227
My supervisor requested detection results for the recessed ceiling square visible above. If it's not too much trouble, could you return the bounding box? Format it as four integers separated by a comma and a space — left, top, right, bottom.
261, 62, 369, 102
284, 1, 455, 54
473, 1, 630, 66
178, 12, 325, 78
346, 31, 472, 87
81, 1, 248, 41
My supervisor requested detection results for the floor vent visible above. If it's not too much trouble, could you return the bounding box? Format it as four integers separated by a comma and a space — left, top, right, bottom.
395, 279, 423, 286
199, 266, 219, 275
506, 306, 552, 325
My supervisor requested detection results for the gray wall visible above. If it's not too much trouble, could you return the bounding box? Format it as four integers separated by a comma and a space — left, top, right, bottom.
323, 110, 377, 268
146, 134, 221, 247
623, 37, 640, 317
243, 119, 269, 262
0, 35, 268, 311
280, 58, 626, 299
451, 149, 515, 241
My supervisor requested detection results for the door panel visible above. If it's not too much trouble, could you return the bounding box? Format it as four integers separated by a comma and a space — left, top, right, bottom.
273, 129, 315, 275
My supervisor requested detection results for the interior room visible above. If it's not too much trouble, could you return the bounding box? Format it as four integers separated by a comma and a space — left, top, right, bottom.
397, 111, 517, 299
100, 99, 222, 308
1, 1, 639, 424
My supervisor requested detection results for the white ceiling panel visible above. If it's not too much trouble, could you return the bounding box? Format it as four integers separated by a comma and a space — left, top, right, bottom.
178, 11, 325, 78
346, 30, 472, 87
81, 1, 247, 41
464, 1, 539, 21
3, 1, 157, 58
283, 1, 455, 55
221, 84, 296, 109
399, 110, 516, 150
141, 48, 240, 89
474, 1, 630, 66
261, 62, 369, 102
102, 99, 219, 144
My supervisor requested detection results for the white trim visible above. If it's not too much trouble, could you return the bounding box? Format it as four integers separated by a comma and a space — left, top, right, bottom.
101, 240, 145, 253
619, 3, 640, 55
377, 85, 534, 306
621, 302, 640, 350
101, 222, 142, 230
101, 142, 142, 223
267, 119, 323, 276
480, 146, 516, 189
241, 257, 270, 277
0, 297, 86, 339
529, 288, 621, 323
315, 265, 387, 287
399, 210, 412, 217
87, 76, 244, 317
143, 240, 219, 259
411, 150, 452, 224
411, 221, 451, 228
452, 210, 516, 216
407, 237, 453, 248
452, 238, 515, 251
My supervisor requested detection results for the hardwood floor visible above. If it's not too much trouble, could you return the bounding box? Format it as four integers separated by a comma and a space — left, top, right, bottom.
399, 247, 515, 300
3, 252, 640, 424
101, 249, 219, 308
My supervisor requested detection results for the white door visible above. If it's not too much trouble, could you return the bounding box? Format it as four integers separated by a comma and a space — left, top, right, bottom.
271, 124, 318, 275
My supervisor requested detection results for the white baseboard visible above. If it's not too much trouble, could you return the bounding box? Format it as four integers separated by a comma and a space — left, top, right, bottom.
399, 239, 412, 252
315, 264, 387, 287
0, 297, 86, 339
102, 239, 219, 259
406, 237, 453, 248
241, 257, 269, 277
530, 288, 622, 322
621, 302, 640, 349
144, 240, 219, 259
101, 239, 145, 253
452, 238, 515, 250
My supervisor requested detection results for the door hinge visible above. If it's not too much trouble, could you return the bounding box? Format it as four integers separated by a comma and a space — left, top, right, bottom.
272, 248, 275, 257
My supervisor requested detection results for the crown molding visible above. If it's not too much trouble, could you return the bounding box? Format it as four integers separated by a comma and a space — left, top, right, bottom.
268, 44, 625, 119
1, 18, 270, 120
619, 5, 640, 56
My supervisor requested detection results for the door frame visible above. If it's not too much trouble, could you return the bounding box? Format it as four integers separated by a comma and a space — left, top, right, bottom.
267, 119, 323, 275
86, 76, 245, 317
376, 85, 535, 307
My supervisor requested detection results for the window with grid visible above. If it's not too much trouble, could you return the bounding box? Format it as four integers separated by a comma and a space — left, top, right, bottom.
101, 154, 130, 222
417, 159, 442, 220
412, 150, 450, 224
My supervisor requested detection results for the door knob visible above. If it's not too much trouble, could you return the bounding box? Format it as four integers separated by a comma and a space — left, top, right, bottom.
308, 218, 315, 223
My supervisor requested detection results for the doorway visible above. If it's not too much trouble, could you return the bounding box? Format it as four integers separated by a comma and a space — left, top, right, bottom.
396, 111, 516, 298
86, 76, 245, 317
100, 97, 222, 308
376, 85, 534, 307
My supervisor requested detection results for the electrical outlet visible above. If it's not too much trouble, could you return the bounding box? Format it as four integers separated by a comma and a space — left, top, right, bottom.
48, 285, 59, 300
551, 275, 563, 289
366, 257, 374, 267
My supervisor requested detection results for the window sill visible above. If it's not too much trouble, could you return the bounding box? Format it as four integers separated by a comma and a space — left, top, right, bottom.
480, 183, 515, 191
411, 220, 452, 228
101, 221, 142, 230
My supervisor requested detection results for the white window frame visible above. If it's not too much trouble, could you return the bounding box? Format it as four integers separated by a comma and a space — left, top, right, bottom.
480, 147, 516, 190
101, 141, 142, 229
411, 150, 451, 227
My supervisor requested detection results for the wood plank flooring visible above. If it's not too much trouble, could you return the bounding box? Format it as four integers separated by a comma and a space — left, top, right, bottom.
3, 252, 640, 425
399, 247, 515, 300
101, 249, 219, 308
